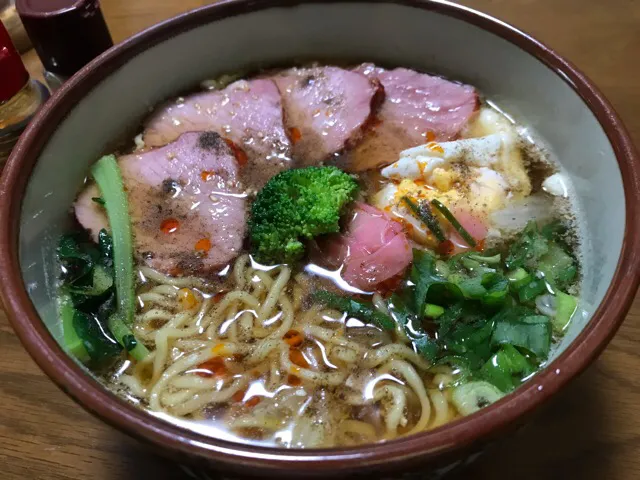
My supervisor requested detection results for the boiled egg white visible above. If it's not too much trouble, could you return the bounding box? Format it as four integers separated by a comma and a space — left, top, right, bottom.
373, 107, 531, 246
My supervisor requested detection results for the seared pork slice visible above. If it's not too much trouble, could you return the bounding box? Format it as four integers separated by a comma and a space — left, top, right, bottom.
272, 66, 384, 166
143, 79, 291, 186
75, 132, 246, 275
342, 64, 479, 172
318, 202, 412, 291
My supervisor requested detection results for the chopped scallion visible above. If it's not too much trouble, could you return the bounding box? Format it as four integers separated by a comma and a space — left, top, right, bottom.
424, 303, 445, 318
402, 196, 446, 242
430, 199, 477, 248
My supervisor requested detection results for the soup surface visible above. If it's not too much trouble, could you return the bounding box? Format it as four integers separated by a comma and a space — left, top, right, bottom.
57, 63, 581, 448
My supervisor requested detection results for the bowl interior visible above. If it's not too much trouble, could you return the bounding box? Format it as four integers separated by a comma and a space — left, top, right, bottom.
17, 0, 623, 441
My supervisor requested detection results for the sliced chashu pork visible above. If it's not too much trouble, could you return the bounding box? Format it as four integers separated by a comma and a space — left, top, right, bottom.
339, 64, 479, 172
75, 131, 246, 275
272, 66, 384, 166
318, 202, 412, 291
143, 79, 291, 187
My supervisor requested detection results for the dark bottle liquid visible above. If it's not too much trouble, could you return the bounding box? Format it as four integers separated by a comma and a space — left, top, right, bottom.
17, 0, 113, 91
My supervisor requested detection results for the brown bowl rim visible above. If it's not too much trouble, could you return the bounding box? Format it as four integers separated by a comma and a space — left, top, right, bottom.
1, 0, 639, 475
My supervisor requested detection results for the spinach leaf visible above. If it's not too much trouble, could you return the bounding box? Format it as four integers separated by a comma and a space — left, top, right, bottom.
57, 234, 96, 287
72, 310, 122, 367
313, 290, 395, 330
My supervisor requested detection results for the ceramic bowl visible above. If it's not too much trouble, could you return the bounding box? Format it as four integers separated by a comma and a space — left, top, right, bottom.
1, 0, 639, 478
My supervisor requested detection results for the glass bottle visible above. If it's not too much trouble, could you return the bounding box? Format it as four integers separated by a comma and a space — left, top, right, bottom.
0, 20, 48, 166
16, 0, 113, 92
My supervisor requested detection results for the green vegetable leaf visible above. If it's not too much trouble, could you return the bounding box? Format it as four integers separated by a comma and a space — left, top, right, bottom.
424, 303, 445, 318
479, 344, 534, 392
64, 265, 113, 296
59, 294, 90, 363
492, 314, 552, 359
517, 277, 548, 303
538, 242, 577, 290
98, 229, 114, 268
411, 249, 462, 313
108, 313, 149, 361
482, 273, 509, 307
388, 292, 440, 362
72, 310, 122, 366
57, 234, 96, 286
434, 302, 464, 338
414, 336, 439, 362
401, 196, 446, 243
552, 291, 577, 333
442, 318, 495, 369
92, 155, 135, 326
313, 290, 395, 330
505, 221, 549, 270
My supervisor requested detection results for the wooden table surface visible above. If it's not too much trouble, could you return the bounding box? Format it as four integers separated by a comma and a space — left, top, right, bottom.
2, 0, 639, 478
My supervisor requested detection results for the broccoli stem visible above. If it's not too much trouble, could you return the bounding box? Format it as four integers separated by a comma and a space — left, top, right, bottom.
59, 294, 90, 363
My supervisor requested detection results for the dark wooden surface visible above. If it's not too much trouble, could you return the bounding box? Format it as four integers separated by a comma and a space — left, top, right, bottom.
2, 0, 639, 478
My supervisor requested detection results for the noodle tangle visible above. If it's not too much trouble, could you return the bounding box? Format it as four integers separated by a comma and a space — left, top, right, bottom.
115, 255, 459, 447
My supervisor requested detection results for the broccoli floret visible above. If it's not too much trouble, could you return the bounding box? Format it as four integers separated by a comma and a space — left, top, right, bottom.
249, 166, 359, 264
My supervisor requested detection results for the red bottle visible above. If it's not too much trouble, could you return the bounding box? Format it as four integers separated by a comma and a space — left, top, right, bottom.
0, 20, 49, 165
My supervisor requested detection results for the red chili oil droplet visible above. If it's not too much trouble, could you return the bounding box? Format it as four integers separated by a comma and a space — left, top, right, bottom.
231, 353, 245, 363
375, 272, 405, 297
287, 374, 302, 386
196, 357, 227, 378
425, 130, 436, 142
200, 170, 215, 182
212, 290, 227, 303
195, 237, 212, 255
160, 218, 180, 234
437, 240, 455, 256
289, 127, 302, 144
232, 389, 246, 402
427, 141, 445, 154
245, 396, 261, 408
283, 329, 304, 347
475, 239, 486, 252
289, 348, 310, 369
224, 138, 248, 166
168, 266, 184, 277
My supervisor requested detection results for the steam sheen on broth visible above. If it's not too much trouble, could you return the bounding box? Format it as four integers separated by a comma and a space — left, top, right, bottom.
57, 63, 581, 448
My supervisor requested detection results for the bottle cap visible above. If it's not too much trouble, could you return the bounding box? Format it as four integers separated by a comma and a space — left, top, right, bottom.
0, 20, 29, 103
16, 0, 113, 78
